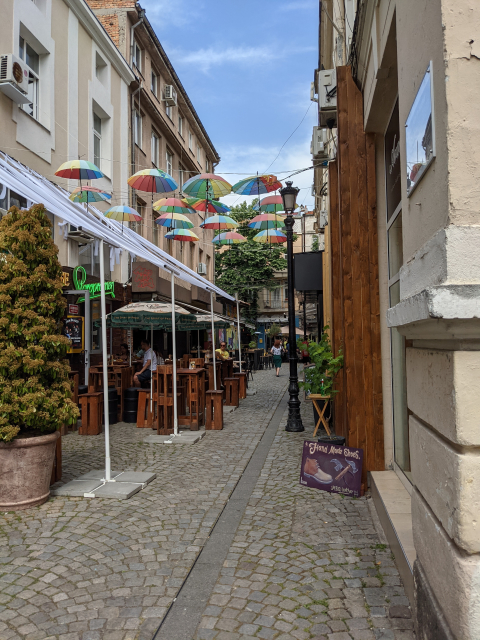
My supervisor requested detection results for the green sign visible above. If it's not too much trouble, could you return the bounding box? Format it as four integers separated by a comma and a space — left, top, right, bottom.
73, 266, 115, 303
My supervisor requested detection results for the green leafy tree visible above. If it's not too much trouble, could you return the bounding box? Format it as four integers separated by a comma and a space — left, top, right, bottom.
311, 235, 319, 251
0, 205, 79, 443
298, 327, 344, 398
267, 323, 282, 339
215, 200, 287, 322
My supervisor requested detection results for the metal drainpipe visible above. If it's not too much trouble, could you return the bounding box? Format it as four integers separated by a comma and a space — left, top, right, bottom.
129, 7, 145, 207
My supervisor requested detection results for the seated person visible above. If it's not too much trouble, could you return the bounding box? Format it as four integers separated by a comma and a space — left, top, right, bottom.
156, 349, 165, 365
215, 341, 230, 361
133, 339, 157, 387
118, 342, 130, 362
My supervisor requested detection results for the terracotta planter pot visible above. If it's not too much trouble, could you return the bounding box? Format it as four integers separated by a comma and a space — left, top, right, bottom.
0, 431, 59, 511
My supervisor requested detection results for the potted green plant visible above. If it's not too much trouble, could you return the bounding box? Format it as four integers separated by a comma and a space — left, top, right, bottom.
0, 205, 79, 510
298, 328, 344, 443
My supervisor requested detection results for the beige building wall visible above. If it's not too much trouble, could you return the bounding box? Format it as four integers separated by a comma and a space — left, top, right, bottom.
0, 0, 133, 281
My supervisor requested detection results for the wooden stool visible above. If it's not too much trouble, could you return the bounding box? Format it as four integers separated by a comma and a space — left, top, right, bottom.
310, 394, 332, 437
79, 393, 103, 435
137, 390, 152, 428
224, 378, 239, 407
233, 372, 247, 400
206, 390, 224, 430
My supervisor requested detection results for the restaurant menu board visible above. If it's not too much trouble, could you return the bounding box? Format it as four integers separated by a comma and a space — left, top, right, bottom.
64, 316, 84, 353
300, 440, 364, 498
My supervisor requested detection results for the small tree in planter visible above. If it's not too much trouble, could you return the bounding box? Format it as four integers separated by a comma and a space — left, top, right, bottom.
0, 205, 79, 509
298, 328, 344, 441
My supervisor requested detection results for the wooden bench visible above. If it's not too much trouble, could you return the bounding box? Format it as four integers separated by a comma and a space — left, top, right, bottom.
206, 390, 224, 430
79, 392, 103, 435
233, 372, 247, 400
224, 378, 239, 407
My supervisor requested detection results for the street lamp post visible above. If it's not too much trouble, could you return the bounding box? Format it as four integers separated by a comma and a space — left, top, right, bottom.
280, 181, 304, 433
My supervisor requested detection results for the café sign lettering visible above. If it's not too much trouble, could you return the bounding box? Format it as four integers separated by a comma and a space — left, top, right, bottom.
72, 266, 115, 303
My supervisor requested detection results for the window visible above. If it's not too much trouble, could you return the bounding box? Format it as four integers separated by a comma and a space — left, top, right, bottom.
166, 149, 173, 176
166, 104, 172, 119
189, 131, 193, 151
151, 70, 158, 96
133, 40, 142, 72
178, 114, 184, 137
93, 112, 102, 168
95, 52, 107, 84
134, 109, 142, 148
206, 255, 211, 280
206, 158, 210, 173
151, 130, 160, 166
178, 164, 186, 190
190, 243, 195, 269
19, 36, 39, 120
197, 146, 202, 165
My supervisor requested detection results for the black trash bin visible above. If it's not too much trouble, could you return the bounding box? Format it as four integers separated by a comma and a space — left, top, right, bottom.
123, 387, 139, 423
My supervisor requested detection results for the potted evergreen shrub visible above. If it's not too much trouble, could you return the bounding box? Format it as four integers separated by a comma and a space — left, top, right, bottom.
0, 205, 79, 510
298, 328, 344, 443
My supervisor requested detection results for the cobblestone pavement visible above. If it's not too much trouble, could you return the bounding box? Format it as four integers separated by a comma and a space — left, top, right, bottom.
192, 400, 415, 640
0, 367, 414, 640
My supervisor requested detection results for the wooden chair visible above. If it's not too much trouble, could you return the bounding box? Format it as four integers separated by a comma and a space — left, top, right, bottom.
79, 393, 103, 435
189, 358, 205, 368
224, 378, 239, 407
206, 390, 223, 430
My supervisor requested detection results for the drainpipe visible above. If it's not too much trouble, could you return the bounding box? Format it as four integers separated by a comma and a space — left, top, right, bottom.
129, 5, 145, 206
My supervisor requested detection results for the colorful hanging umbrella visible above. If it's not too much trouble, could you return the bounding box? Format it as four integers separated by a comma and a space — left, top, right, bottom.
181, 173, 232, 199
253, 194, 291, 212
69, 187, 111, 203
104, 206, 142, 222
212, 232, 247, 245
55, 160, 104, 180
155, 213, 194, 229
153, 198, 195, 214
248, 213, 286, 230
200, 215, 238, 230
190, 198, 231, 214
231, 174, 282, 196
128, 168, 177, 194
165, 229, 199, 242
253, 229, 287, 244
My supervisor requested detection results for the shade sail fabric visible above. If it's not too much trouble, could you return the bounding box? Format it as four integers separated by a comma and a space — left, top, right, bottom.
280, 326, 303, 335
0, 153, 235, 301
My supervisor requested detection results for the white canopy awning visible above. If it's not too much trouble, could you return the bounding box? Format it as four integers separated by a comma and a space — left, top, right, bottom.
0, 153, 235, 301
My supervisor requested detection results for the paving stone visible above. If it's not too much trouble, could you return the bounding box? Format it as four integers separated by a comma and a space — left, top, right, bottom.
0, 371, 413, 640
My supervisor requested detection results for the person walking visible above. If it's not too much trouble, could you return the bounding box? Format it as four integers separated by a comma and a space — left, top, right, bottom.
270, 338, 284, 377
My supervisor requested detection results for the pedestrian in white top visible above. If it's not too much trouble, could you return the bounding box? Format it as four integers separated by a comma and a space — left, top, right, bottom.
134, 339, 157, 387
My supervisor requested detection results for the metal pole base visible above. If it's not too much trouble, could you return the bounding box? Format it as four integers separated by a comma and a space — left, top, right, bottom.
285, 376, 304, 432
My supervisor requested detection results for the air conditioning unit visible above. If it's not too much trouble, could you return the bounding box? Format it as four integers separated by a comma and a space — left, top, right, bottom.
164, 85, 177, 107
310, 126, 328, 159
197, 262, 207, 275
67, 224, 94, 242
0, 54, 31, 104
318, 69, 337, 127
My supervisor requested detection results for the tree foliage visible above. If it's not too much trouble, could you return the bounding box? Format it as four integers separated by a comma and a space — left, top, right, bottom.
267, 323, 282, 338
0, 205, 79, 442
215, 201, 287, 322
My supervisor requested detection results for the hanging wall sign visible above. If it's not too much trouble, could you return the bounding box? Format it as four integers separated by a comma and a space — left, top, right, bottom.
299, 440, 364, 498
72, 265, 115, 303
69, 304, 79, 315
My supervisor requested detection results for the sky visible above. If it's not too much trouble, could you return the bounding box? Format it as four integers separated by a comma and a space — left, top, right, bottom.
140, 0, 319, 209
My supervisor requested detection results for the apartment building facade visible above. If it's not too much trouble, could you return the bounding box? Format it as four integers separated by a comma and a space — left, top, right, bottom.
314, 1, 480, 638
86, 0, 220, 307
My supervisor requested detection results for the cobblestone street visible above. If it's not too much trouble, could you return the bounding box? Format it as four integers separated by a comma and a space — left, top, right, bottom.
0, 369, 413, 640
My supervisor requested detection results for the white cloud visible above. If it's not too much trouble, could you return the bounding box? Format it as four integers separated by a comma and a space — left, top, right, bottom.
170, 45, 280, 73
140, 0, 200, 29
279, 0, 317, 11
217, 137, 317, 211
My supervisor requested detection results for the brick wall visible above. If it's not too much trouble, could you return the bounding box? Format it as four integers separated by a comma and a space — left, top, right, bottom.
95, 13, 120, 46
86, 0, 136, 8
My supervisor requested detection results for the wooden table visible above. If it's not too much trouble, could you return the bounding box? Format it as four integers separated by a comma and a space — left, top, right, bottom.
176, 368, 206, 430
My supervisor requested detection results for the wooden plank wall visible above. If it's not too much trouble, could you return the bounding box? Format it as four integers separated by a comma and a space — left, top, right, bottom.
328, 66, 384, 479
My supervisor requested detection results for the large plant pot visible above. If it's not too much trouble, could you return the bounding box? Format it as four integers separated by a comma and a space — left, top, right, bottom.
0, 431, 59, 511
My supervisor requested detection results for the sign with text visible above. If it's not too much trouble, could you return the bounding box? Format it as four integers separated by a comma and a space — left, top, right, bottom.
68, 304, 79, 315
132, 262, 158, 293
64, 316, 84, 354
299, 440, 364, 498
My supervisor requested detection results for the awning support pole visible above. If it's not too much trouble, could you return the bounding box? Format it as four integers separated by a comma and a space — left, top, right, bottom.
99, 239, 111, 482
198, 329, 200, 362
210, 291, 217, 391
171, 272, 178, 435
235, 292, 242, 373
